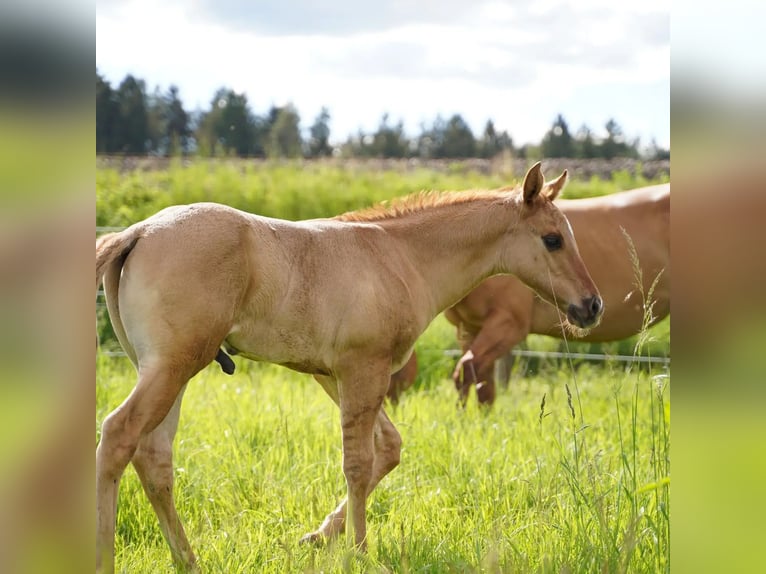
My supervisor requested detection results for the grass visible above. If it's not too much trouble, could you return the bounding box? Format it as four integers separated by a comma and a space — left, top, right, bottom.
96, 159, 670, 571
96, 159, 666, 228
96, 316, 669, 573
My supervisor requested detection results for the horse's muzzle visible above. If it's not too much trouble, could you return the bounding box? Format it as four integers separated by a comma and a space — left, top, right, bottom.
567, 295, 603, 328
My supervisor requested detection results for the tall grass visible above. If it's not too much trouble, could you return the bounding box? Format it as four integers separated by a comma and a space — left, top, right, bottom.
96, 159, 669, 572
96, 314, 669, 573
96, 160, 662, 228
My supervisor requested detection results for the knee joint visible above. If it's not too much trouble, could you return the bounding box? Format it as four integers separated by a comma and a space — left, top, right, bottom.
343, 455, 374, 486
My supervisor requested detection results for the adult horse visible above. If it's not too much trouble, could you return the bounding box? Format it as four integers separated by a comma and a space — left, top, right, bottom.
95, 163, 602, 573
445, 183, 669, 406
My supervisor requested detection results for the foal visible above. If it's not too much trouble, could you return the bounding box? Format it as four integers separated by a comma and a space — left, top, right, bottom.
96, 162, 602, 572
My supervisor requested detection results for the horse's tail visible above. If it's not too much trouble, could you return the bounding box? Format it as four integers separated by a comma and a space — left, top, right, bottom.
96, 229, 141, 363
96, 230, 139, 291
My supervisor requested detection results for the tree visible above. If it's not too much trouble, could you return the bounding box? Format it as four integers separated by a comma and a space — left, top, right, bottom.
196, 88, 263, 156
477, 120, 514, 158
221, 91, 259, 156
165, 85, 191, 155
496, 129, 513, 153
440, 114, 476, 158
145, 86, 166, 154
646, 138, 670, 160
415, 116, 444, 159
267, 104, 303, 158
96, 71, 119, 153
600, 118, 622, 159
574, 124, 598, 158
370, 113, 408, 158
600, 118, 639, 159
479, 120, 499, 158
308, 107, 332, 157
540, 114, 575, 158
115, 74, 149, 154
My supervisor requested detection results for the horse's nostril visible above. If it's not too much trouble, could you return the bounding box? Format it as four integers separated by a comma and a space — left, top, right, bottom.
589, 296, 602, 316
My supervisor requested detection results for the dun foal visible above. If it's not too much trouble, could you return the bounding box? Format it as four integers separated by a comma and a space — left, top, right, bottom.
95, 162, 602, 572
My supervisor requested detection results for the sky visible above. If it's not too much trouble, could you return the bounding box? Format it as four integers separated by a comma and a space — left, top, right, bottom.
96, 0, 670, 149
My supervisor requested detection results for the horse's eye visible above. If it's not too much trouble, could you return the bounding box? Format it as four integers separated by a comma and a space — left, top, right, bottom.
542, 233, 563, 251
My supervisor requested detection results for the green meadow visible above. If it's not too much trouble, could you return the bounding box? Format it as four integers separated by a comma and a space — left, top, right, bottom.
96, 328, 669, 573
96, 158, 666, 227
96, 159, 669, 572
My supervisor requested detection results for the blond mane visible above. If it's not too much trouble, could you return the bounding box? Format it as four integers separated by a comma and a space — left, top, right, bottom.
336, 188, 519, 223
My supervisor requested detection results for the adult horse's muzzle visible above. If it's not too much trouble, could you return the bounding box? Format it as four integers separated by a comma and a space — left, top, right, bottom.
567, 295, 603, 329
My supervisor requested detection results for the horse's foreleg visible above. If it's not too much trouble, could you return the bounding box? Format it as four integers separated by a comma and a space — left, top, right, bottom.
303, 366, 390, 549
368, 408, 402, 492
455, 315, 528, 406
301, 407, 402, 544
131, 384, 199, 573
339, 391, 380, 549
96, 366, 189, 574
454, 349, 478, 407
300, 375, 344, 544
494, 351, 516, 390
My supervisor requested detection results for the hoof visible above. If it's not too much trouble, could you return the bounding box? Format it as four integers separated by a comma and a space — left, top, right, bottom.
299, 532, 327, 546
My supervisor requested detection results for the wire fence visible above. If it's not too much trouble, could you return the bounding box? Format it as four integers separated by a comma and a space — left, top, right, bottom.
442, 348, 669, 364
96, 346, 669, 365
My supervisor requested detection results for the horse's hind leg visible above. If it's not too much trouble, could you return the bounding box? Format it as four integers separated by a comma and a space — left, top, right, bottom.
96, 365, 191, 574
131, 384, 199, 572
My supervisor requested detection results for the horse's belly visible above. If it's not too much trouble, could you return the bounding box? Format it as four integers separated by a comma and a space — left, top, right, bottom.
223, 324, 332, 374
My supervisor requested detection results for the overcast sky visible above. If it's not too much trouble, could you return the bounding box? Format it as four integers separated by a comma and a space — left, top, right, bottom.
96, 0, 669, 149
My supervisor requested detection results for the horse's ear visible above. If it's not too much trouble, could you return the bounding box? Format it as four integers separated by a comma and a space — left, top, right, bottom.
522, 162, 545, 204
543, 169, 568, 201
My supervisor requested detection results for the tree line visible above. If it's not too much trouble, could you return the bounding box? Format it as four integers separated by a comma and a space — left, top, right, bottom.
96, 71, 670, 160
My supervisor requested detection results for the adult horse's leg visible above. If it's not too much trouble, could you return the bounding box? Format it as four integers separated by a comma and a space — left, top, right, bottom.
96, 364, 190, 573
303, 368, 401, 547
386, 352, 417, 404
453, 348, 498, 405
494, 351, 516, 390
131, 385, 199, 572
453, 316, 527, 406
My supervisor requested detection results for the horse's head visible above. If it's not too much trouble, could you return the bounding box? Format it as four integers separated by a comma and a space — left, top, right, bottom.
505, 162, 603, 330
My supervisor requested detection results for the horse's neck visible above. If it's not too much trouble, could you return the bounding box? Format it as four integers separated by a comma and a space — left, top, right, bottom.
384, 200, 517, 316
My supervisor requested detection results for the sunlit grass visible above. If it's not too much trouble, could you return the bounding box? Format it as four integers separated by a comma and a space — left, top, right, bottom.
96, 159, 669, 572
97, 327, 669, 573
96, 159, 663, 228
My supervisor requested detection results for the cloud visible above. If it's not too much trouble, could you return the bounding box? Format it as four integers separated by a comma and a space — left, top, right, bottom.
311, 28, 538, 90
96, 0, 669, 146
188, 0, 478, 36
